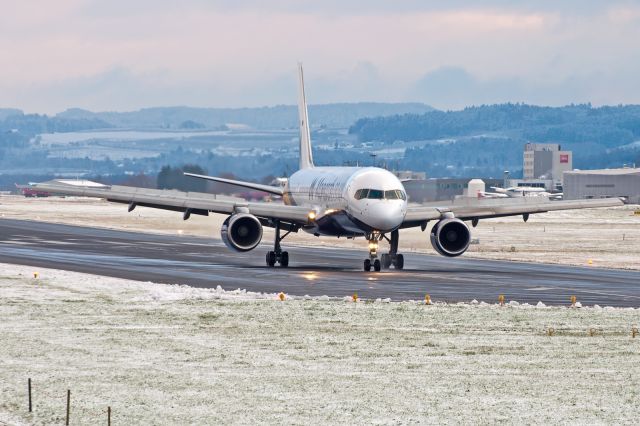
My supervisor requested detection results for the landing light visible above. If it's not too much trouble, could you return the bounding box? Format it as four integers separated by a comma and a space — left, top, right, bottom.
368, 241, 378, 250
308, 211, 317, 221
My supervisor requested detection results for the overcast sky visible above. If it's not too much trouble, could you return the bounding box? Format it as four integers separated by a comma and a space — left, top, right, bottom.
2, 0, 640, 113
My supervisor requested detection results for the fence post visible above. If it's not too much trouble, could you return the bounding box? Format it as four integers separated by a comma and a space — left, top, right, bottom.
108, 406, 111, 426
66, 389, 70, 426
28, 378, 32, 413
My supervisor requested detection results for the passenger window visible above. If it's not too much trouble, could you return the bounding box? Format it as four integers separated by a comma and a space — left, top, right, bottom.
368, 189, 383, 199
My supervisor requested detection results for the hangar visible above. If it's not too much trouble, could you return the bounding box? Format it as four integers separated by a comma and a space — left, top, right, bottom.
564, 168, 640, 204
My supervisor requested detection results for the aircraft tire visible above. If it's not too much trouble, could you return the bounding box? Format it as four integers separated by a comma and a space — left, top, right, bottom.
394, 254, 404, 270
280, 251, 289, 267
266, 251, 276, 267
364, 258, 371, 272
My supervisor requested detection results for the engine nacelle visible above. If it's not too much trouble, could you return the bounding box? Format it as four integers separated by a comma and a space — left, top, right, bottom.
221, 213, 263, 252
430, 218, 471, 257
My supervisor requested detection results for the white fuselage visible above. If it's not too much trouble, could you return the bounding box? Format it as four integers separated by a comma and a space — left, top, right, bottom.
283, 166, 407, 236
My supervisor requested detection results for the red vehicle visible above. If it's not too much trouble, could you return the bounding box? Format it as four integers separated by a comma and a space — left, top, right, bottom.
15, 183, 51, 198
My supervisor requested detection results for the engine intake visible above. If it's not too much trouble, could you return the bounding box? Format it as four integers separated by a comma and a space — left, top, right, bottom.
221, 213, 263, 252
430, 218, 471, 257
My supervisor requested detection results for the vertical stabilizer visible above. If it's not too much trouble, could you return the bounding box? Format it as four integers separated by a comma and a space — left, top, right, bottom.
297, 63, 314, 169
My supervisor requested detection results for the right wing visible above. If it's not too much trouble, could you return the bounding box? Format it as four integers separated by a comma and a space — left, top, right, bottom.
32, 180, 312, 225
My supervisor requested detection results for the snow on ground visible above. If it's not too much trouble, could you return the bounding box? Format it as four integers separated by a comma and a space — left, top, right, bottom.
1, 263, 639, 424
1, 196, 639, 270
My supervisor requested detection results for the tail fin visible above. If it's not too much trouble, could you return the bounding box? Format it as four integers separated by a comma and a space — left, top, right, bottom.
297, 63, 314, 169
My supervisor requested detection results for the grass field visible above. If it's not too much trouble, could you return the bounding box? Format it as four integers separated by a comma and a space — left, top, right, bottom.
1, 263, 639, 424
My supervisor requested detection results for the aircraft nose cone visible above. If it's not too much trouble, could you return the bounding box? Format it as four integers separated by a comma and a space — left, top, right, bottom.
365, 201, 405, 231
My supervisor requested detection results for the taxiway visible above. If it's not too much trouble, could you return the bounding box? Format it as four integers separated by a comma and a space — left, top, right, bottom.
1, 219, 639, 306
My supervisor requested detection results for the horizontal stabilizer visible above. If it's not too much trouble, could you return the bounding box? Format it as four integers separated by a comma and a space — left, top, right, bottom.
184, 173, 284, 196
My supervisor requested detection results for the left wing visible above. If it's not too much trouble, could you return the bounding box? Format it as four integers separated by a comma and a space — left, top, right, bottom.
184, 173, 284, 196
32, 180, 312, 225
402, 196, 624, 229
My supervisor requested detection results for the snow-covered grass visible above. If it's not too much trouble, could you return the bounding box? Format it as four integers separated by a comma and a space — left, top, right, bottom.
1, 264, 639, 424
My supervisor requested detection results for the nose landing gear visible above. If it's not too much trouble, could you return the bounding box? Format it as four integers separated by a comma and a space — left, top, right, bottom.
363, 233, 382, 272
364, 230, 405, 272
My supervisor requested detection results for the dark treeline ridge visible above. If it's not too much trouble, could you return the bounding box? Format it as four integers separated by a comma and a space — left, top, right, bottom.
349, 103, 640, 149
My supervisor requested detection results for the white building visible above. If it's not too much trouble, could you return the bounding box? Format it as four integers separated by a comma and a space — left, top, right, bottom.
523, 143, 572, 188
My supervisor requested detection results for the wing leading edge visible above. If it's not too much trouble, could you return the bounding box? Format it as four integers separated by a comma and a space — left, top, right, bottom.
402, 197, 624, 228
32, 180, 311, 224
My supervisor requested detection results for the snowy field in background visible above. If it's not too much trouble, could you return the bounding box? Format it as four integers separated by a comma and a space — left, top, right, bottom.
1, 263, 639, 424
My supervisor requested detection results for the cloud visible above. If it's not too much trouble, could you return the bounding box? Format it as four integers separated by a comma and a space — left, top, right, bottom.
1, 1, 640, 113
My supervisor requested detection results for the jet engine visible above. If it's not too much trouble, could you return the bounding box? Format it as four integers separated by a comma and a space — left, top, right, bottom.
430, 218, 471, 257
221, 213, 263, 252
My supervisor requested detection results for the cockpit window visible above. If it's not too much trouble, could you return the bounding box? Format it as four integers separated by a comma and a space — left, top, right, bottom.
354, 189, 368, 200
385, 190, 399, 199
355, 188, 406, 200
368, 189, 384, 199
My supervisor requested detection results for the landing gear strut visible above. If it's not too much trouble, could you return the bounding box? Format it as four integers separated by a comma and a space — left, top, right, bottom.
379, 230, 404, 270
266, 220, 290, 268
363, 233, 382, 272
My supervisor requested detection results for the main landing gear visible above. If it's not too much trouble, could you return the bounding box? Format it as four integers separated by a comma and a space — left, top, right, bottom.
363, 229, 404, 272
266, 220, 291, 268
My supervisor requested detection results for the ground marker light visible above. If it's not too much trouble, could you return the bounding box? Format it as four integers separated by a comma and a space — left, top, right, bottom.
547, 327, 555, 336
589, 328, 596, 337
633, 327, 638, 338
33, 272, 39, 279
352, 293, 358, 302
498, 294, 505, 306
570, 295, 577, 308
278, 292, 286, 301
588, 259, 593, 265
424, 294, 432, 305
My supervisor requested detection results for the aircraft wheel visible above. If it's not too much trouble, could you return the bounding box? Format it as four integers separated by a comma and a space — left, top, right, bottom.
280, 251, 289, 267
394, 254, 404, 270
266, 251, 276, 267
364, 258, 371, 272
381, 253, 392, 269
373, 258, 381, 272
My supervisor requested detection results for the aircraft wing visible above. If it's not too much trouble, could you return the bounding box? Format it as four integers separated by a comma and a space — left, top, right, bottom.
32, 180, 312, 225
184, 173, 284, 196
402, 197, 624, 228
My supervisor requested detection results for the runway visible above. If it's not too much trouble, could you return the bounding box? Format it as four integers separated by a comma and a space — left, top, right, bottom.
1, 218, 639, 307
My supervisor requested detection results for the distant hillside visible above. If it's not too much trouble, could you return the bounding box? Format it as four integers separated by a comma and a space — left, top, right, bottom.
350, 103, 640, 147
350, 103, 640, 173
0, 108, 23, 121
56, 103, 434, 129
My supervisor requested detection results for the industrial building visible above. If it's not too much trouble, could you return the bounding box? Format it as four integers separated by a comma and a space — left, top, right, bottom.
523, 143, 572, 188
564, 168, 640, 204
403, 178, 503, 202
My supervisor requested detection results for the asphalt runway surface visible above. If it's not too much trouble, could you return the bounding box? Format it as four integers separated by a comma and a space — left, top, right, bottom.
1, 218, 639, 307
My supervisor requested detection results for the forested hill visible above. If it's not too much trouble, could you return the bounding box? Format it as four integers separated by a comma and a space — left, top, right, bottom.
57, 102, 433, 130
349, 103, 640, 149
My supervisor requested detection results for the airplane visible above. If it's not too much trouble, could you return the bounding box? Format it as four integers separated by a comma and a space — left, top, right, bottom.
481, 186, 563, 200
32, 64, 623, 272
